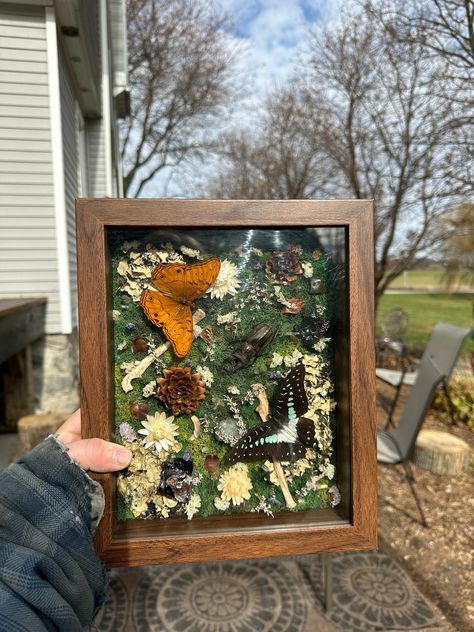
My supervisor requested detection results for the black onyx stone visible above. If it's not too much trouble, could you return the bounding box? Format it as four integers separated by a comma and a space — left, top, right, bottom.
158, 458, 193, 503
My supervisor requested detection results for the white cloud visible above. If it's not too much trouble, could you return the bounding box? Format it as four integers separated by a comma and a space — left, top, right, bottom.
140, 0, 337, 196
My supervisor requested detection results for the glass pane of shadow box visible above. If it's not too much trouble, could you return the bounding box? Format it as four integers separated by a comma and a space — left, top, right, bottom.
111, 230, 348, 521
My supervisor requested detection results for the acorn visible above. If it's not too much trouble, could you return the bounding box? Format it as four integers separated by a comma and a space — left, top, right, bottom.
204, 454, 220, 475
129, 401, 149, 421
132, 336, 149, 353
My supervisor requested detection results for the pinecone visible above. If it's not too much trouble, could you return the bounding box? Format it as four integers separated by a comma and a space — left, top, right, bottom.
156, 367, 205, 415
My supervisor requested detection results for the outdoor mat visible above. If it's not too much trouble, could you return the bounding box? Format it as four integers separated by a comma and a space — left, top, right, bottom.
94, 550, 443, 631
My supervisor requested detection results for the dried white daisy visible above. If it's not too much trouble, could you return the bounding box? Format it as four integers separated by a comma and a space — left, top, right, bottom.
302, 262, 314, 278
138, 411, 179, 454
207, 259, 241, 300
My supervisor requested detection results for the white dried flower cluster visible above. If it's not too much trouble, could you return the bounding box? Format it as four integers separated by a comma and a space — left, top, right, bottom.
263, 458, 312, 486
112, 310, 121, 321
319, 460, 335, 480
284, 349, 303, 367
273, 285, 292, 308
207, 259, 241, 300
202, 337, 216, 362
313, 337, 330, 352
180, 246, 201, 259
196, 365, 214, 387
117, 340, 127, 351
270, 352, 283, 368
242, 389, 256, 405
120, 360, 142, 372
302, 262, 314, 278
116, 251, 153, 302
227, 385, 240, 395
117, 245, 184, 302
214, 495, 230, 511
251, 494, 274, 518
223, 394, 244, 421
144, 243, 184, 265
185, 494, 202, 520
141, 381, 156, 398
216, 311, 240, 327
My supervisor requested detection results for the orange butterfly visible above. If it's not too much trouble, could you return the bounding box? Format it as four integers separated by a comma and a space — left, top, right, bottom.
140, 257, 221, 357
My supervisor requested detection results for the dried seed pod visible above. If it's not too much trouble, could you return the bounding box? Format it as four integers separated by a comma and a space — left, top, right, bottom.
132, 336, 149, 353
204, 454, 220, 475
129, 401, 149, 421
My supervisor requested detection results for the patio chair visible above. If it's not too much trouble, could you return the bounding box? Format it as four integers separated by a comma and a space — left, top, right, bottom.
376, 322, 470, 427
377, 354, 445, 528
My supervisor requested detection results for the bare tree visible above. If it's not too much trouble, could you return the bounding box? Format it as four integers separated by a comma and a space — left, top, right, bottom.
210, 6, 469, 305
122, 0, 237, 198
363, 0, 474, 190
305, 11, 468, 301
209, 90, 331, 199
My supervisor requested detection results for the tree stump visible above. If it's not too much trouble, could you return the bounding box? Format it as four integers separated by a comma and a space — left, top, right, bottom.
413, 429, 471, 475
17, 412, 68, 455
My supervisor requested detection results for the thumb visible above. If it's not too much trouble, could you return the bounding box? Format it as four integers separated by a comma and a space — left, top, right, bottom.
67, 438, 132, 473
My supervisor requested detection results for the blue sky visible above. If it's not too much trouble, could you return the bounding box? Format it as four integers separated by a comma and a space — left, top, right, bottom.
144, 1, 336, 196
219, 0, 334, 96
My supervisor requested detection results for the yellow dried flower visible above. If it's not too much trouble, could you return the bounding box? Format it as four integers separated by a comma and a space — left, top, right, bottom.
217, 463, 252, 506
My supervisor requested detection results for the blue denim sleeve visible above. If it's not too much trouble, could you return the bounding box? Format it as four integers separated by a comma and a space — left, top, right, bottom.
0, 436, 108, 631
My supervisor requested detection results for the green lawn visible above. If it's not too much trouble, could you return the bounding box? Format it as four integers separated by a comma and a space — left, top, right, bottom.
387, 267, 474, 291
376, 293, 474, 354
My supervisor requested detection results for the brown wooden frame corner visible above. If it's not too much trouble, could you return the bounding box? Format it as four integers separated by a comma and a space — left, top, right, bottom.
76, 198, 377, 567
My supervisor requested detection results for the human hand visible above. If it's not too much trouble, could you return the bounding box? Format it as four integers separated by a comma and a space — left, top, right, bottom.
55, 410, 132, 473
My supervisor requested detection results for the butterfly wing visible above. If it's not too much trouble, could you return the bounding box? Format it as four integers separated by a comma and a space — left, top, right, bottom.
296, 417, 316, 449
184, 257, 220, 302
227, 363, 311, 464
227, 424, 307, 465
151, 258, 220, 304
269, 363, 308, 430
140, 289, 193, 357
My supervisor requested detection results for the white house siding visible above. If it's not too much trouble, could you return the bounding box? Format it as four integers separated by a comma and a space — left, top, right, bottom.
85, 117, 108, 196
0, 3, 62, 334
58, 46, 79, 329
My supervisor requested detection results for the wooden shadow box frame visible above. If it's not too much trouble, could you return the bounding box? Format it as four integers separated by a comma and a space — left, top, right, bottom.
76, 199, 377, 567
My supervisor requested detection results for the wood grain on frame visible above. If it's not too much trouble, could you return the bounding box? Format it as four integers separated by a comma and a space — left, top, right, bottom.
76, 198, 377, 567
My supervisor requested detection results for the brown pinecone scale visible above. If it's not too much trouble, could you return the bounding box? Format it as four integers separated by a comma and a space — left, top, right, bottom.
156, 366, 205, 415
